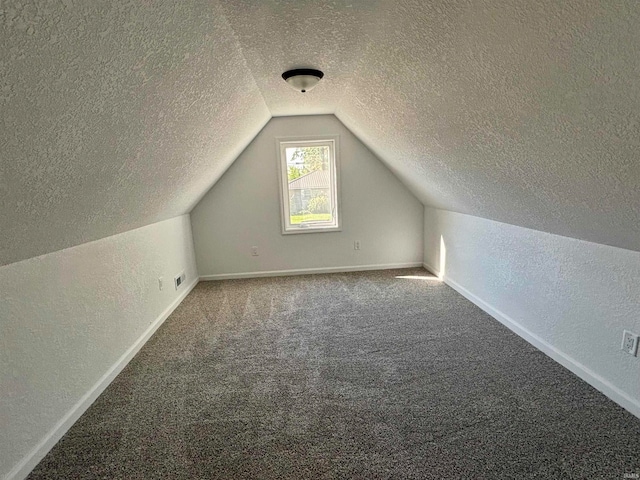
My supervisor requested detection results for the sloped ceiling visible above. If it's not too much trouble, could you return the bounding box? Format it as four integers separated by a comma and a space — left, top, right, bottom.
1, 1, 270, 266
3, 1, 640, 266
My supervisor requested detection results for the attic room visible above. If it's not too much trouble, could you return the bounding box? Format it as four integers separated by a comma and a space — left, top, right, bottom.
1, 1, 639, 478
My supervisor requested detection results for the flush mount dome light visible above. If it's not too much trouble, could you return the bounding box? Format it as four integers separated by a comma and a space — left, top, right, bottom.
282, 68, 324, 93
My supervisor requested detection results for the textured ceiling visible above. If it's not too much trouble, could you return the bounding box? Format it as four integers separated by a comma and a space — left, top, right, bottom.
217, 0, 382, 117
3, 0, 640, 266
336, 0, 640, 252
1, 1, 270, 266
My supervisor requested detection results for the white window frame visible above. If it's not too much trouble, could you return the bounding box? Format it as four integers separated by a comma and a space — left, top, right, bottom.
276, 135, 341, 234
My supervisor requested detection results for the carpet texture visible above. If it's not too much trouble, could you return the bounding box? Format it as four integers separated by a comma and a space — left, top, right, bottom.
28, 268, 640, 479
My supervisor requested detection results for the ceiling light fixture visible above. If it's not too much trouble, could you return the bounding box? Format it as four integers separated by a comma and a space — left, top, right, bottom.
282, 68, 324, 93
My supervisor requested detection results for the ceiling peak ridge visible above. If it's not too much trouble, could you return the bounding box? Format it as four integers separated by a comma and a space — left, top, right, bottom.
212, 0, 272, 118
332, 0, 395, 114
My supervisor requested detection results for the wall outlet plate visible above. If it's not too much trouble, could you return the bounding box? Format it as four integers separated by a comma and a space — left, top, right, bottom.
354, 240, 361, 250
251, 246, 259, 256
158, 277, 164, 291
621, 330, 639, 356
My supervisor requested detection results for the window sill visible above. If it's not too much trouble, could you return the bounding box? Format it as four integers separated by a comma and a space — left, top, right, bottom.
282, 226, 342, 235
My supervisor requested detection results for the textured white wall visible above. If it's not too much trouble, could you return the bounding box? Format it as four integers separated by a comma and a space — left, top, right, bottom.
424, 207, 640, 417
0, 215, 198, 479
191, 115, 423, 277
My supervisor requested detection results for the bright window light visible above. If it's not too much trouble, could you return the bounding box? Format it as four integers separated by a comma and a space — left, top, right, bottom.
395, 274, 440, 281
439, 235, 446, 280
277, 136, 340, 234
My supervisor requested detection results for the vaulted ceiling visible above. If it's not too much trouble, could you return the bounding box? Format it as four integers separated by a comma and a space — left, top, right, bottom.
3, 0, 640, 266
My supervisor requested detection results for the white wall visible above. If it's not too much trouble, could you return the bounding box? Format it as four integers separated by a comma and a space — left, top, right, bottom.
424, 207, 640, 418
191, 115, 424, 278
1, 215, 198, 480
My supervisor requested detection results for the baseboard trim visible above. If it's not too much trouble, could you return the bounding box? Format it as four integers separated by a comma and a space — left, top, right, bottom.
422, 262, 440, 277
423, 261, 640, 420
6, 278, 199, 480
200, 262, 424, 281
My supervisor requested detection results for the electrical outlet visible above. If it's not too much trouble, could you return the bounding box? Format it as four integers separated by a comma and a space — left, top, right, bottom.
354, 240, 361, 250
174, 272, 186, 290
621, 330, 639, 356
251, 246, 259, 256
158, 277, 164, 291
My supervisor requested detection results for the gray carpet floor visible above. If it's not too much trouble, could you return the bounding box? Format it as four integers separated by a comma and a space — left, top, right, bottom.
29, 268, 640, 479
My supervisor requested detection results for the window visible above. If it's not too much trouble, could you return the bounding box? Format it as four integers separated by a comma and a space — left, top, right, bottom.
277, 136, 340, 234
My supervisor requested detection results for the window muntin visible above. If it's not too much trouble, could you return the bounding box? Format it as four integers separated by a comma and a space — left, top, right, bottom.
277, 137, 340, 233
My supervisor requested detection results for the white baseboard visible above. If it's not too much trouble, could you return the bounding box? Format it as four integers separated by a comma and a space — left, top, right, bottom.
422, 262, 440, 277
6, 278, 199, 480
200, 262, 424, 281
423, 262, 640, 420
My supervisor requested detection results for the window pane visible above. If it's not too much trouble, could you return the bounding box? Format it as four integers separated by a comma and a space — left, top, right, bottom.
285, 146, 334, 227
279, 138, 339, 234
